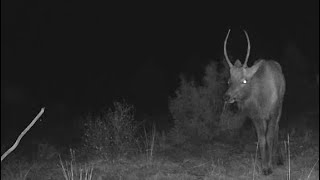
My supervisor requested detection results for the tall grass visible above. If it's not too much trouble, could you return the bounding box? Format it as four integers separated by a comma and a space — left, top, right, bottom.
59, 149, 94, 180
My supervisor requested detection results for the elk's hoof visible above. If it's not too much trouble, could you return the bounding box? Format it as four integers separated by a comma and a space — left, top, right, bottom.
263, 168, 273, 175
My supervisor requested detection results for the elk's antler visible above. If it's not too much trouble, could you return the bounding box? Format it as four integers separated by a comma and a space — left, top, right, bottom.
224, 29, 233, 68
243, 30, 251, 67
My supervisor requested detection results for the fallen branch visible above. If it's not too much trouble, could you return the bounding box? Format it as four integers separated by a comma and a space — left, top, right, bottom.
1, 107, 45, 162
307, 158, 319, 180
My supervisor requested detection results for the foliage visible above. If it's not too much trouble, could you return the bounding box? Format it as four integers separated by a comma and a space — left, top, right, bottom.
82, 100, 137, 159
219, 104, 246, 131
34, 141, 60, 162
169, 61, 228, 144
59, 149, 94, 180
1, 158, 33, 180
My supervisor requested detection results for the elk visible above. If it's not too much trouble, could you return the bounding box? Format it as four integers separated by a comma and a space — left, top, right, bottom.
223, 29, 286, 175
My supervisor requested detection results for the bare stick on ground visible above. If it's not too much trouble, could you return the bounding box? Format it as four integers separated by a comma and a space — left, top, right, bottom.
287, 134, 290, 180
1, 107, 45, 162
307, 158, 319, 180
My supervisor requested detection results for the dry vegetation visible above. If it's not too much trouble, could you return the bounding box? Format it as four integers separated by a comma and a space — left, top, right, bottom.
1, 130, 318, 180
1, 62, 318, 180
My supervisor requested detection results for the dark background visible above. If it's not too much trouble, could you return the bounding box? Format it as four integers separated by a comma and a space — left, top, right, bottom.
1, 1, 319, 146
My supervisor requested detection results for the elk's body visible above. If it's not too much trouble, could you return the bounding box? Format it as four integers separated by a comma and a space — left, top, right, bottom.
223, 30, 285, 175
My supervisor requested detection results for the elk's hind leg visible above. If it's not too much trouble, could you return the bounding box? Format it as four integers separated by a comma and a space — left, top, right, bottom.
274, 123, 283, 165
274, 104, 284, 165
266, 118, 276, 174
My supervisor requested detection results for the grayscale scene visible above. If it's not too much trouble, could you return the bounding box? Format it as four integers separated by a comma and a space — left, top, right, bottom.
1, 1, 319, 179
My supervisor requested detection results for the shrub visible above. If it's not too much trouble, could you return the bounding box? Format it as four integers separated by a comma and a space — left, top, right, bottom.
36, 142, 60, 162
1, 158, 33, 180
82, 100, 137, 159
169, 61, 228, 144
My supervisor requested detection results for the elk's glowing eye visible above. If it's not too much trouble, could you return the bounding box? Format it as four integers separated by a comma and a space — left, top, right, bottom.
242, 79, 247, 84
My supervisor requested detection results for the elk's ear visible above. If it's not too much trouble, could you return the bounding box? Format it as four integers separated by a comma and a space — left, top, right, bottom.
245, 60, 263, 78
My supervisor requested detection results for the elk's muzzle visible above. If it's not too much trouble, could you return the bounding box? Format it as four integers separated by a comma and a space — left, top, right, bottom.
223, 93, 235, 104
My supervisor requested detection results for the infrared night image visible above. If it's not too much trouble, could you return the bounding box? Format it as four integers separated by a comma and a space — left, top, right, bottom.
1, 1, 319, 179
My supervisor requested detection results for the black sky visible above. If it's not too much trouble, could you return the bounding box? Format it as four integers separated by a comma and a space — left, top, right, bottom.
1, 1, 319, 143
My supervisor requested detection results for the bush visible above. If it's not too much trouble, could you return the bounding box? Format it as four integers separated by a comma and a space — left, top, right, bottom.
35, 142, 60, 162
82, 100, 137, 159
169, 61, 228, 144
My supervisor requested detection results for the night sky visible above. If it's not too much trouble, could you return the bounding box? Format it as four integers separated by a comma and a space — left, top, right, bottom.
1, 1, 319, 145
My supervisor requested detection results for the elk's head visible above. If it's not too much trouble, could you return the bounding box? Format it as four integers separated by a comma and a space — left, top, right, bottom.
223, 29, 262, 104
